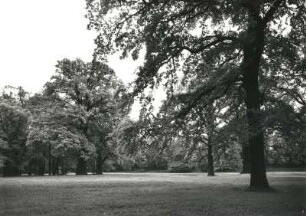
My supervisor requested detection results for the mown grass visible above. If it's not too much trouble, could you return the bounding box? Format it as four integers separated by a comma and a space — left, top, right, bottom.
0, 172, 305, 216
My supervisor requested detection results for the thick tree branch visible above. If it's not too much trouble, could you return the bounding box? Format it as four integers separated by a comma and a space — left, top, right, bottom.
240, 0, 261, 21
181, 36, 239, 54
262, 0, 284, 24
175, 69, 241, 119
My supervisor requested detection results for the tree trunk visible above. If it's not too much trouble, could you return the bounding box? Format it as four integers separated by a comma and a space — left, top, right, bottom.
61, 159, 67, 175
96, 151, 103, 175
206, 104, 215, 176
48, 145, 52, 176
76, 120, 89, 175
28, 161, 33, 176
76, 157, 87, 175
207, 143, 215, 176
241, 144, 251, 174
52, 157, 59, 175
96, 150, 109, 175
243, 61, 270, 190
242, 11, 269, 190
38, 158, 45, 176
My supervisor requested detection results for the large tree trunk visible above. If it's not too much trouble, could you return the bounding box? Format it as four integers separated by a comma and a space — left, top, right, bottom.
241, 144, 251, 174
207, 143, 215, 176
242, 9, 269, 190
96, 150, 108, 175
76, 157, 87, 175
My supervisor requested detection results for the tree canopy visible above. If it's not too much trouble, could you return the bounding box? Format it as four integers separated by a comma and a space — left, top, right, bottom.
0, 102, 28, 176
86, 0, 306, 189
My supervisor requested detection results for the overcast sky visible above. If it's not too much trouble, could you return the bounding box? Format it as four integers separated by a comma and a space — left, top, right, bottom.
0, 0, 143, 93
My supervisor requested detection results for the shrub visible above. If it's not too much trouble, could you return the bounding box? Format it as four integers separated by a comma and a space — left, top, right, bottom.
168, 161, 193, 173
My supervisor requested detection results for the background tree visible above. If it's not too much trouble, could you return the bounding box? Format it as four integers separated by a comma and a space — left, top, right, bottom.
1, 85, 28, 108
263, 98, 306, 168
44, 58, 129, 174
26, 94, 95, 175
0, 103, 28, 176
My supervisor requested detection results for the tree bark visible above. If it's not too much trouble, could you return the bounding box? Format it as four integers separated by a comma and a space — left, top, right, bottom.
76, 157, 87, 175
61, 159, 67, 175
38, 158, 45, 176
96, 151, 103, 175
76, 119, 89, 175
52, 156, 59, 175
96, 150, 109, 175
48, 144, 52, 176
241, 144, 251, 173
207, 143, 215, 176
242, 9, 269, 189
206, 105, 215, 176
28, 161, 33, 176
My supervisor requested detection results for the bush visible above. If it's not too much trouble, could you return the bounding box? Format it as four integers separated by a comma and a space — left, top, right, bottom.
214, 158, 242, 172
168, 161, 193, 173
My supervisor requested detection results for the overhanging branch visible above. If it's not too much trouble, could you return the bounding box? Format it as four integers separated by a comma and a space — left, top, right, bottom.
175, 69, 241, 119
262, 0, 284, 24
180, 35, 240, 54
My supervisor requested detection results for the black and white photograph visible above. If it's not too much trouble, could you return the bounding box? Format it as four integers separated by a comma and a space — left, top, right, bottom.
0, 0, 305, 215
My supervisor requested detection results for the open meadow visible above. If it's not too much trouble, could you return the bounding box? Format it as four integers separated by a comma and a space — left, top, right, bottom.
1, 172, 305, 216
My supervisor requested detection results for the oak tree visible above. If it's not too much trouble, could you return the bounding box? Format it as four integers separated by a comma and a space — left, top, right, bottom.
44, 58, 128, 174
86, 0, 305, 189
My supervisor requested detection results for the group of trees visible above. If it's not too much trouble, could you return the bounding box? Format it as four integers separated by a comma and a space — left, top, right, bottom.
0, 59, 129, 176
86, 0, 305, 190
1, 0, 305, 191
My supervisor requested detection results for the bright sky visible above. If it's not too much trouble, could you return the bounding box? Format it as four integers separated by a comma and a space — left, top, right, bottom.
0, 0, 148, 119
0, 0, 168, 121
0, 0, 143, 94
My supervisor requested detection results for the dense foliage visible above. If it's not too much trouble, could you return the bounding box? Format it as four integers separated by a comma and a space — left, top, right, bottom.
0, 102, 28, 176
0, 2, 305, 192
86, 0, 306, 189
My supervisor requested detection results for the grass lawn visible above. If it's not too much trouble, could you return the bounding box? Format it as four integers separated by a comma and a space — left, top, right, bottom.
1, 172, 305, 216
